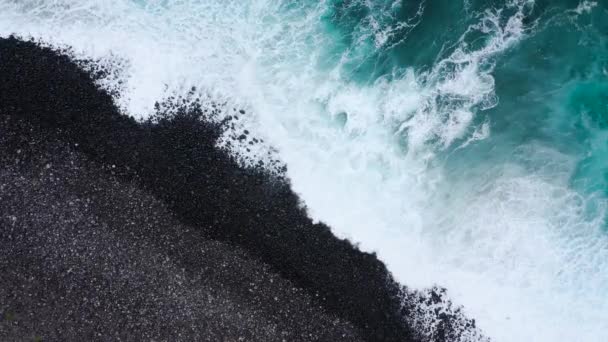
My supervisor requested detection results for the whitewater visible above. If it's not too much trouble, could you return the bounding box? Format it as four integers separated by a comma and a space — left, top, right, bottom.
1, 0, 607, 341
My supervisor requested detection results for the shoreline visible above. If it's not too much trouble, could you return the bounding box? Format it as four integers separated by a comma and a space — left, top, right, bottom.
0, 36, 481, 342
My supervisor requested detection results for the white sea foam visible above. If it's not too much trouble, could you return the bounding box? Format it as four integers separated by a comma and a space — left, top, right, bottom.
573, 1, 597, 15
1, 0, 607, 341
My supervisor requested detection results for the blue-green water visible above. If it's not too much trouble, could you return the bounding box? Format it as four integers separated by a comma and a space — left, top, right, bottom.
1, 1, 607, 341
323, 0, 608, 221
329, 0, 607, 195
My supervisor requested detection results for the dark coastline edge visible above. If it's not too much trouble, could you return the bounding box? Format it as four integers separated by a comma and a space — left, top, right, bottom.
0, 36, 480, 342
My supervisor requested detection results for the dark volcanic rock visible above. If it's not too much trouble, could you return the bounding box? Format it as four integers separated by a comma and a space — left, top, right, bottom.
0, 36, 412, 342
0, 130, 362, 342
0, 36, 484, 342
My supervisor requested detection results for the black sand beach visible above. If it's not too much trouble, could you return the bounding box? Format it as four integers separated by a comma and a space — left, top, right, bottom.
0, 37, 480, 342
